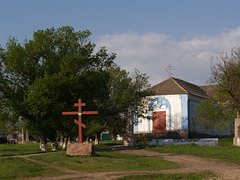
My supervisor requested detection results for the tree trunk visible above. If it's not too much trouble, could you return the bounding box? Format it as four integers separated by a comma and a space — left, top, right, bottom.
21, 127, 24, 144
25, 130, 29, 143
51, 141, 58, 151
40, 137, 48, 151
60, 135, 63, 147
62, 137, 68, 150
124, 107, 136, 147
94, 134, 99, 145
67, 137, 71, 145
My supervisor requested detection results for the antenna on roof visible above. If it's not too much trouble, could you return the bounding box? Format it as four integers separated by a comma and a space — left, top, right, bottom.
165, 64, 175, 78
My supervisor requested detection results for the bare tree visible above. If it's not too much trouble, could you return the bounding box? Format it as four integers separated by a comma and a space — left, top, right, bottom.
210, 47, 240, 116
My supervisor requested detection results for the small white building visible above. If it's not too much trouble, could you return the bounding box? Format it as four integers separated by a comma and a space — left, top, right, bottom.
134, 77, 232, 138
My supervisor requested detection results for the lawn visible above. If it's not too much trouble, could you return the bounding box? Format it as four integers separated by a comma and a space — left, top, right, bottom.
0, 144, 180, 179
0, 140, 123, 156
28, 151, 216, 179
29, 151, 179, 172
0, 157, 64, 179
0, 143, 46, 156
117, 171, 216, 180
3, 139, 237, 179
147, 137, 240, 165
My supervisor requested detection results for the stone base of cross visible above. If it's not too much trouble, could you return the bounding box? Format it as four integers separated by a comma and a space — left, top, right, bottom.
62, 99, 98, 143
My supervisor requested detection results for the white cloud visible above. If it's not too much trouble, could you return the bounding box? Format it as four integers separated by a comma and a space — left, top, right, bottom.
95, 27, 240, 86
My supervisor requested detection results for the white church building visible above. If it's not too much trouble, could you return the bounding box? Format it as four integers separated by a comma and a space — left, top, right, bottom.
133, 77, 232, 138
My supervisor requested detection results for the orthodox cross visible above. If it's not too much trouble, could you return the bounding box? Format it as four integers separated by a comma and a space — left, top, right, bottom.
165, 64, 175, 78
62, 99, 98, 143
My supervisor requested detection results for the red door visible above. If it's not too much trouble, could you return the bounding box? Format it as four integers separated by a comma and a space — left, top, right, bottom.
152, 111, 166, 133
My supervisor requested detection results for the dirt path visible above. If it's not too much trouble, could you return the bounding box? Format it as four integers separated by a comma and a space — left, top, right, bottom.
11, 149, 240, 180
119, 149, 240, 180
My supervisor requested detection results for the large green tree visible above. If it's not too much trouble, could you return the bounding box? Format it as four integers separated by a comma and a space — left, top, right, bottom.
0, 26, 115, 150
81, 65, 151, 143
101, 65, 151, 140
0, 26, 151, 149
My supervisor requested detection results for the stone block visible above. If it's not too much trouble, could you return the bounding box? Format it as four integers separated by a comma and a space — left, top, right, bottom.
124, 134, 136, 147
149, 138, 218, 146
66, 143, 94, 156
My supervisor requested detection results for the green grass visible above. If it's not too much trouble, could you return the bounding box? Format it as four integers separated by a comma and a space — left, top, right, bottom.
0, 157, 64, 179
0, 140, 124, 157
29, 151, 179, 172
117, 171, 216, 180
2, 138, 237, 179
0, 143, 47, 156
147, 137, 240, 165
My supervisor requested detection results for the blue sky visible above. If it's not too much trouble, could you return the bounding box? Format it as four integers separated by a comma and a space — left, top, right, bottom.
1, 0, 240, 85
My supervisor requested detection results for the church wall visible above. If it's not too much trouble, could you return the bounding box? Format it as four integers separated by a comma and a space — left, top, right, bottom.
188, 95, 203, 134
135, 93, 232, 137
166, 95, 182, 131
134, 94, 188, 134
179, 94, 188, 130
188, 95, 232, 137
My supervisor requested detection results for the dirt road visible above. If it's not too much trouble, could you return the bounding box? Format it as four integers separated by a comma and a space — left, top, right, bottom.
120, 149, 240, 180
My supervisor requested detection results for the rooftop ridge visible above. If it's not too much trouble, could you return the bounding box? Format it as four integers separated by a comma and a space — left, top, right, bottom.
171, 77, 189, 94
149, 77, 210, 98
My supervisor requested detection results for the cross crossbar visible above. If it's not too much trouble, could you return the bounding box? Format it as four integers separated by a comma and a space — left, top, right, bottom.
82, 111, 98, 115
74, 119, 86, 128
62, 99, 98, 143
62, 112, 78, 115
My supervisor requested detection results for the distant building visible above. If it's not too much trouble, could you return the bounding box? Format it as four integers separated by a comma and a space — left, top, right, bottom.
134, 77, 232, 138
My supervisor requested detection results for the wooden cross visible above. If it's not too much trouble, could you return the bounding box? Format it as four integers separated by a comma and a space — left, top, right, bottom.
62, 99, 98, 143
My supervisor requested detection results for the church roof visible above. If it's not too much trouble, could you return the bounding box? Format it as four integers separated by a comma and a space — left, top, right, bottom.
149, 77, 210, 98
199, 84, 217, 99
